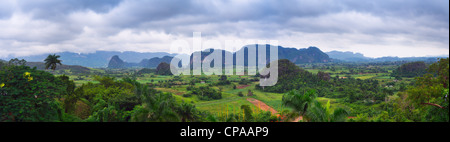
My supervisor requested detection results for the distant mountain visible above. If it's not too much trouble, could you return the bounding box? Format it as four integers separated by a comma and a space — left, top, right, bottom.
275, 46, 331, 64
139, 56, 174, 68
108, 56, 175, 69
326, 51, 371, 62
193, 45, 331, 65
108, 55, 126, 69
108, 45, 332, 69
327, 51, 447, 62
371, 56, 444, 62
4, 51, 176, 68
25, 62, 91, 74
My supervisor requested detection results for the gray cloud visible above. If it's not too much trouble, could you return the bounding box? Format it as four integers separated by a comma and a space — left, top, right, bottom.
16, 0, 122, 19
0, 0, 448, 58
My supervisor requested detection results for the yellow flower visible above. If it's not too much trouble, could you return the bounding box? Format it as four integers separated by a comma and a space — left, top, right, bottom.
0, 83, 4, 88
23, 72, 33, 81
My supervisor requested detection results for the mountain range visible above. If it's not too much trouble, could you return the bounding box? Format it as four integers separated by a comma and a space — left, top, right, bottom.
108, 45, 333, 69
108, 55, 174, 69
2, 46, 447, 69
326, 51, 447, 62
2, 51, 175, 68
326, 51, 370, 61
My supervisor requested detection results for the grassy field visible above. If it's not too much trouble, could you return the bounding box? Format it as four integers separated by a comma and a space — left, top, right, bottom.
56, 62, 410, 119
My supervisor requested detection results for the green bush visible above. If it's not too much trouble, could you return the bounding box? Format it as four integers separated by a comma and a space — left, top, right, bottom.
0, 65, 66, 122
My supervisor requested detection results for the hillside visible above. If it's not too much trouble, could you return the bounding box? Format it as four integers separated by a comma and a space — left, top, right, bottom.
25, 62, 91, 74
5, 51, 176, 68
236, 45, 331, 64
390, 61, 428, 78
139, 56, 174, 68
108, 55, 175, 69
256, 59, 319, 92
108, 55, 126, 69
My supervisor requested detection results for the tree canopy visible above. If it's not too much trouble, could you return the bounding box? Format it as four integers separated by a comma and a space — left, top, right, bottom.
44, 54, 62, 71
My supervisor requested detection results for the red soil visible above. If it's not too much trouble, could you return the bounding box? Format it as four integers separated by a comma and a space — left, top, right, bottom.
237, 85, 251, 89
246, 98, 278, 115
246, 98, 303, 122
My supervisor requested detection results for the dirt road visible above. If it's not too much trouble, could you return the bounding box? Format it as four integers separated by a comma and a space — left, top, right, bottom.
246, 98, 278, 115
246, 98, 303, 122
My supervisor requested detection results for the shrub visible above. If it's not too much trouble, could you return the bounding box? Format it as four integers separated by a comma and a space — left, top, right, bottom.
0, 65, 66, 122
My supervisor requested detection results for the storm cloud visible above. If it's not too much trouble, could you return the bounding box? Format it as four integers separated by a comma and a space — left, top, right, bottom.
0, 0, 448, 58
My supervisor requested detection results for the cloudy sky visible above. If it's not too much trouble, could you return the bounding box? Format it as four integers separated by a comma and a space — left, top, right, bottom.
0, 0, 448, 58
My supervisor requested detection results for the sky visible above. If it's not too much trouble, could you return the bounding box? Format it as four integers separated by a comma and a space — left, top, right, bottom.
0, 0, 448, 58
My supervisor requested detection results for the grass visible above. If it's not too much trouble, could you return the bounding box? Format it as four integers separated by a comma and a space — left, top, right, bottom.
249, 86, 288, 112
60, 62, 409, 118
316, 97, 348, 112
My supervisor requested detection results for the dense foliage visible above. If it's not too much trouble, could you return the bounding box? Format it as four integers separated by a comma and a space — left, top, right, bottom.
405, 58, 448, 121
0, 58, 209, 122
2, 55, 448, 122
186, 86, 222, 101
258, 59, 388, 104
156, 62, 173, 75
0, 64, 65, 121
282, 89, 349, 122
349, 58, 448, 122
216, 75, 231, 85
390, 61, 427, 78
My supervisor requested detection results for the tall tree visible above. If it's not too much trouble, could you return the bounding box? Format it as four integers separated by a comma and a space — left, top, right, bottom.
177, 102, 199, 122
404, 58, 449, 122
44, 54, 62, 71
408, 58, 448, 109
282, 89, 317, 116
305, 101, 348, 122
131, 92, 180, 122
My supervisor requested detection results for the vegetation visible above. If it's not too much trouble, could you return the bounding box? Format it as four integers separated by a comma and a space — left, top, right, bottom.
1, 54, 448, 122
0, 64, 66, 121
186, 86, 222, 101
258, 59, 388, 105
405, 58, 448, 121
156, 62, 173, 75
390, 61, 427, 78
44, 54, 62, 71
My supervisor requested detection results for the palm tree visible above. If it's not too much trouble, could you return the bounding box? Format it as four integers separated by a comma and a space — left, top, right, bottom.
177, 102, 199, 122
44, 54, 62, 71
282, 89, 349, 122
304, 100, 349, 122
131, 92, 180, 122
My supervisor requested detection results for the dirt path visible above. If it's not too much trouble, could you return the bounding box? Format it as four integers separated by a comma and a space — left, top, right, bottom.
246, 98, 303, 122
247, 98, 278, 115
237, 85, 251, 89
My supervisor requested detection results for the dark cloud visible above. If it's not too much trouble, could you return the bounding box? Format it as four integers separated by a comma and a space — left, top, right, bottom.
0, 0, 448, 58
17, 0, 122, 20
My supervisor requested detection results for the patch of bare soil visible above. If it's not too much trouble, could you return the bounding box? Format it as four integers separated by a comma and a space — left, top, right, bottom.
246, 98, 303, 122
237, 85, 251, 89
246, 98, 278, 115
